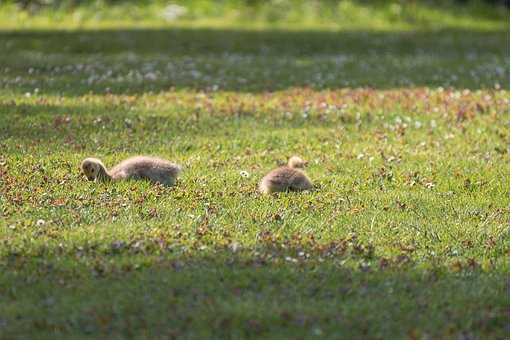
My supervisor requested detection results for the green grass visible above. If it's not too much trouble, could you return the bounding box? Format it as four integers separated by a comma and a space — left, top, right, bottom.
1, 0, 510, 30
1, 1, 510, 338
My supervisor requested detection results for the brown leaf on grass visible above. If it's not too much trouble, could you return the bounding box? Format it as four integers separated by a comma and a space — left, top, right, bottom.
462, 240, 473, 248
396, 200, 407, 210
52, 198, 66, 207
196, 226, 209, 237
348, 205, 364, 214
467, 258, 479, 270
399, 244, 417, 253
378, 257, 390, 270
485, 236, 497, 249
476, 102, 487, 114
395, 254, 411, 265
53, 115, 71, 128
456, 105, 475, 123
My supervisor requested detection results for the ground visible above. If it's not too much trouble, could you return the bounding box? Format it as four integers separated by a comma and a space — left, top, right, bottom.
1, 1, 510, 338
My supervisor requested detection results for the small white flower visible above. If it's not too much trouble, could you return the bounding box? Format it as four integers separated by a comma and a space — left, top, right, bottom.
36, 219, 46, 226
357, 153, 365, 160
240, 170, 250, 178
285, 256, 298, 263
230, 242, 240, 253
25, 92, 31, 98
424, 182, 435, 189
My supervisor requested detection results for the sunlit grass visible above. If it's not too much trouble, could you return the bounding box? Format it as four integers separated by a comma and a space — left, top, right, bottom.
1, 0, 509, 30
1, 1, 510, 338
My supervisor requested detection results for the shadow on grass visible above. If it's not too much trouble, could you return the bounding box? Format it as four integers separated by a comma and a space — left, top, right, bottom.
0, 239, 508, 338
1, 27, 509, 95
3, 28, 507, 55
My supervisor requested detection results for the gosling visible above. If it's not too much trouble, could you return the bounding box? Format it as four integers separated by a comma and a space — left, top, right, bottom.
258, 156, 313, 194
81, 156, 182, 186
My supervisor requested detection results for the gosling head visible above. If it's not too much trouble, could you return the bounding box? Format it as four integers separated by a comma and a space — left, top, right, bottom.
81, 158, 108, 181
287, 156, 308, 169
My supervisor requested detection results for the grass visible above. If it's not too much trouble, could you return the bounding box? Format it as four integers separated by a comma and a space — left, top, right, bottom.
1, 1, 510, 338
1, 0, 510, 30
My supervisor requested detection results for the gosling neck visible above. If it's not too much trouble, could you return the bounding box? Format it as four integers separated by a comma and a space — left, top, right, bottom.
96, 164, 113, 182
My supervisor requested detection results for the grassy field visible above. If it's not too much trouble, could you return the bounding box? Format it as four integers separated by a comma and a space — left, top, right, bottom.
1, 1, 510, 338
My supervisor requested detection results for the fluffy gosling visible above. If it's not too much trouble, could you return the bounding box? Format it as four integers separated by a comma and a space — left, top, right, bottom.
258, 156, 313, 194
81, 156, 182, 186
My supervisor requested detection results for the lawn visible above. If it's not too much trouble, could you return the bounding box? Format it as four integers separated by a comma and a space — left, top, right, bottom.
1, 1, 510, 338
